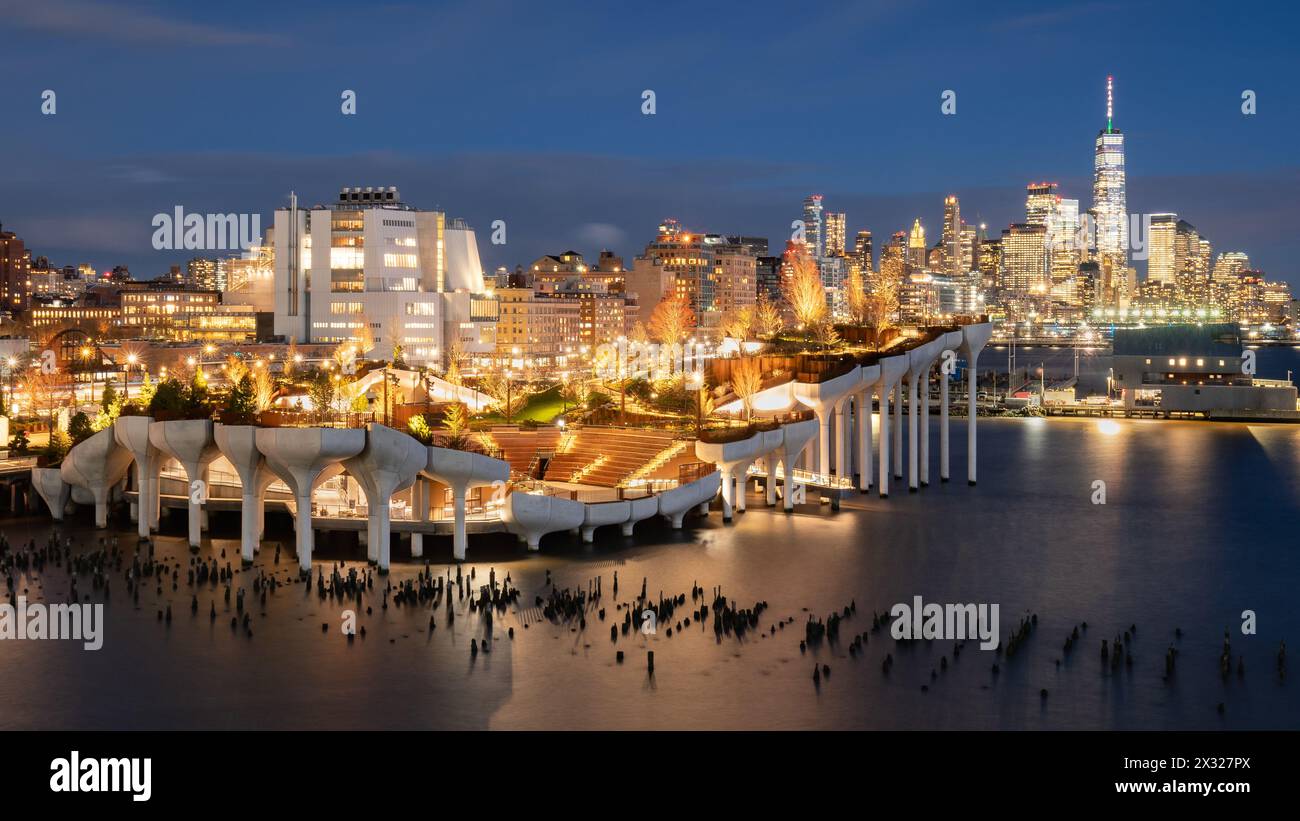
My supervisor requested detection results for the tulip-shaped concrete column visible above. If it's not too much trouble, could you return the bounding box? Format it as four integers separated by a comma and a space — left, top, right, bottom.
695, 430, 767, 522
906, 338, 945, 492
876, 355, 909, 498
778, 418, 818, 512
425, 446, 509, 560
938, 330, 965, 482
31, 468, 71, 521
854, 365, 882, 492
113, 416, 160, 538
257, 427, 365, 573
792, 367, 861, 477
214, 423, 272, 565
892, 376, 904, 479
61, 428, 135, 528
410, 478, 430, 558
959, 322, 993, 485
342, 424, 426, 573
148, 420, 220, 549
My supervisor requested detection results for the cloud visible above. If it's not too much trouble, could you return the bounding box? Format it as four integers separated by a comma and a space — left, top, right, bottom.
0, 0, 286, 46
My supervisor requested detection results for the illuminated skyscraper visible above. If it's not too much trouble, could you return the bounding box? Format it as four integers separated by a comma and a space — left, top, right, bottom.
802, 195, 824, 259
1092, 76, 1128, 268
941, 195, 962, 275
907, 219, 927, 271
1146, 214, 1178, 285
853, 230, 873, 273
1025, 182, 1058, 228
825, 212, 846, 258
1002, 223, 1049, 293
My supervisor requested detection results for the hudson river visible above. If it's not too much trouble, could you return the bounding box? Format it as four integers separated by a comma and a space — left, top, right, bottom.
1, 415, 1298, 730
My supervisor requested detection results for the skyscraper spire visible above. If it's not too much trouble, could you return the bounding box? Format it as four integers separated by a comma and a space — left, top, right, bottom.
1106, 75, 1113, 133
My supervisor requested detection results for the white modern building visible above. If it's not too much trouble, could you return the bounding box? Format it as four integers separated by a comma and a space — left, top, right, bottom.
273, 187, 494, 366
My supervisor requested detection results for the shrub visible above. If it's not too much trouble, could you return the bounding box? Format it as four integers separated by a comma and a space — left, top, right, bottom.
45, 428, 71, 463
68, 411, 94, 444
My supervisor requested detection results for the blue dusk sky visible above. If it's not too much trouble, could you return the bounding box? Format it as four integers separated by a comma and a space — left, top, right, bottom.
1, 0, 1298, 287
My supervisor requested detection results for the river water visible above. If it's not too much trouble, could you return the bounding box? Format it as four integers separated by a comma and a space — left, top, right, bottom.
1, 415, 1298, 730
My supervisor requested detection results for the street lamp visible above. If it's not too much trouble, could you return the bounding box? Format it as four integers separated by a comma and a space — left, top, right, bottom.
691, 371, 704, 434
504, 370, 514, 423
124, 353, 138, 400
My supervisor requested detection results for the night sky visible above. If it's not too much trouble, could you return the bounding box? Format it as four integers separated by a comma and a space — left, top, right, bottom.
2, 0, 1298, 287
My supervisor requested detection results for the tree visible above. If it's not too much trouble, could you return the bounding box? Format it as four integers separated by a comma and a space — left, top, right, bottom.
846, 264, 870, 326
781, 250, 828, 336
306, 371, 336, 422
68, 411, 94, 444
720, 305, 754, 341
647, 295, 695, 346
754, 292, 784, 340
731, 356, 763, 421
443, 338, 465, 386
251, 366, 276, 412
223, 374, 257, 424
481, 370, 526, 420
45, 428, 71, 463
864, 271, 901, 349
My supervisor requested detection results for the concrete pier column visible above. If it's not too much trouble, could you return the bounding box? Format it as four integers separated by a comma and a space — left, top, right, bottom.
892, 380, 903, 479
878, 385, 890, 497
718, 464, 735, 521
765, 453, 778, 506
114, 416, 161, 538
833, 398, 849, 484
257, 427, 365, 574
452, 484, 468, 559
907, 375, 919, 491
816, 411, 832, 477
959, 323, 992, 486
61, 427, 133, 531
214, 424, 273, 566
411, 479, 428, 558
857, 391, 872, 491
940, 366, 950, 481
734, 460, 755, 512
149, 419, 219, 550
342, 424, 426, 573
920, 369, 932, 486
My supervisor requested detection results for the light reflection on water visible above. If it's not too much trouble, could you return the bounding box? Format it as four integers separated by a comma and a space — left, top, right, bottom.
1, 417, 1297, 730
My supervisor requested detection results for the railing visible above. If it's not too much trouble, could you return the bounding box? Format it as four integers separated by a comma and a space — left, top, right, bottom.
678, 461, 715, 485
746, 462, 854, 490
257, 410, 377, 429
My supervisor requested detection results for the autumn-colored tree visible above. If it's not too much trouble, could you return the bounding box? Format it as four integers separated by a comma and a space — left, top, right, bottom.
731, 356, 763, 421
781, 250, 828, 337
629, 321, 651, 346
720, 305, 754, 341
846, 264, 870, 326
647, 295, 695, 346
443, 338, 465, 386
864, 271, 901, 349
754, 292, 784, 340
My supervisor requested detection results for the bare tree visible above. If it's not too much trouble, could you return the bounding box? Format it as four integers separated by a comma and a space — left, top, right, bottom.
731, 356, 763, 421
647, 295, 695, 346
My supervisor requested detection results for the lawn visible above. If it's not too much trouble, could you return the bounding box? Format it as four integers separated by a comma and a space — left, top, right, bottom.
474, 385, 570, 425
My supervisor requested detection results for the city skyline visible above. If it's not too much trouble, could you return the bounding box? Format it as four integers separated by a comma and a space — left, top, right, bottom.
1, 1, 1298, 288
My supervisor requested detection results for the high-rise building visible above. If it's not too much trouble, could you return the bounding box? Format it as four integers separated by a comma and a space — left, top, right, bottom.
853, 230, 873, 274
708, 237, 758, 319
1001, 223, 1049, 293
959, 224, 977, 274
0, 223, 32, 311
978, 237, 1003, 290
824, 212, 846, 258
1146, 214, 1179, 285
1212, 251, 1250, 283
941, 195, 962, 275
1025, 183, 1058, 228
802, 195, 824, 260
1092, 76, 1128, 271
186, 257, 219, 290
906, 219, 927, 272
880, 231, 908, 288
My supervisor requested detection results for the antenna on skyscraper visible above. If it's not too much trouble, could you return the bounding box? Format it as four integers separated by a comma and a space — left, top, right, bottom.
1106, 75, 1113, 133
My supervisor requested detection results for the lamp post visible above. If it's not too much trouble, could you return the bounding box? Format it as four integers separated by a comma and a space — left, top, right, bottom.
124, 353, 138, 400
